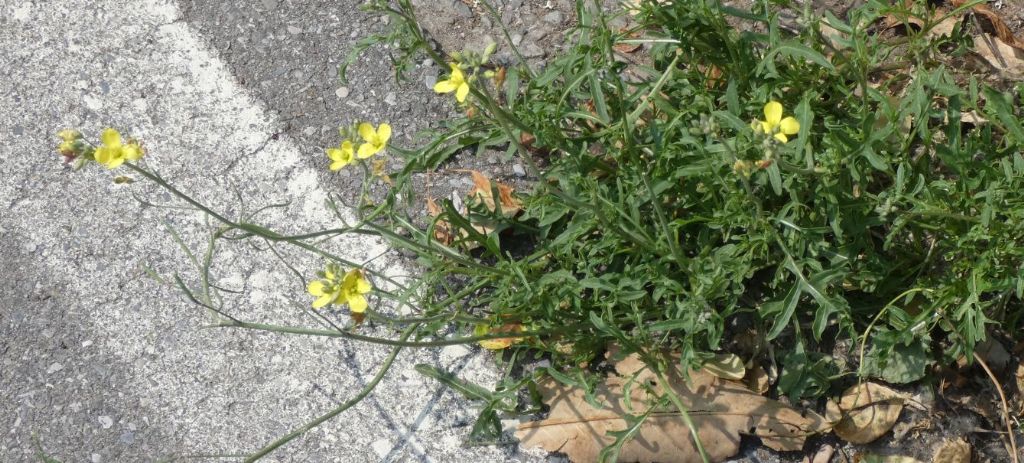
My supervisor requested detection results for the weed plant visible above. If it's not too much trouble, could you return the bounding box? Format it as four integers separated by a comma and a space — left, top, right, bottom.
55, 0, 1024, 459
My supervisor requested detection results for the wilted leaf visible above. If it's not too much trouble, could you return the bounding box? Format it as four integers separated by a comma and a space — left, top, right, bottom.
473, 323, 523, 350
826, 382, 904, 444
804, 444, 834, 463
1016, 361, 1024, 413
746, 365, 771, 395
953, 0, 1024, 50
465, 169, 522, 218
516, 353, 829, 462
857, 454, 924, 463
702, 353, 745, 380
932, 437, 971, 463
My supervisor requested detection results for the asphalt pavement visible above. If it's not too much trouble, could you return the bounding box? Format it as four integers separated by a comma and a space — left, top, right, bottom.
0, 0, 546, 461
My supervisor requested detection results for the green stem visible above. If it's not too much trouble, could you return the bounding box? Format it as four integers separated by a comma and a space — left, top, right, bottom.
244, 324, 417, 461
211, 319, 581, 347
653, 367, 710, 463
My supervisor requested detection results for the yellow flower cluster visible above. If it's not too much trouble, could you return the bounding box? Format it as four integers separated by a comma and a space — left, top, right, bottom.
306, 264, 373, 313
326, 122, 390, 171
55, 127, 145, 169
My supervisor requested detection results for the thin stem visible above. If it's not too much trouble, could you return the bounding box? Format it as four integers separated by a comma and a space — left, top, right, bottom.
244, 325, 417, 461
210, 319, 581, 347
973, 351, 1020, 463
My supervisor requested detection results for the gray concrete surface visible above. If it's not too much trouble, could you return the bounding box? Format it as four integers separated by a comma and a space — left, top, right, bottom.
0, 0, 547, 461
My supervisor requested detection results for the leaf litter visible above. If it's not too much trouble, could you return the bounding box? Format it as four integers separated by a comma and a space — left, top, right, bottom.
515, 352, 829, 462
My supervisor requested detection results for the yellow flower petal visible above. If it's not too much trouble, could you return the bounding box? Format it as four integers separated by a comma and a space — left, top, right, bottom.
449, 64, 464, 82
773, 132, 789, 143
123, 144, 142, 161
312, 293, 334, 308
779, 116, 800, 135
101, 128, 122, 147
760, 120, 773, 134
763, 101, 783, 127
94, 147, 112, 165
355, 277, 371, 294
376, 124, 391, 144
358, 122, 375, 143
307, 280, 327, 297
455, 83, 470, 103
434, 80, 458, 94
357, 143, 377, 159
347, 294, 368, 313
105, 156, 125, 169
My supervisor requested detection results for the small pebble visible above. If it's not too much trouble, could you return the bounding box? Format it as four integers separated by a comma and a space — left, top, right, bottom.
384, 92, 397, 106
46, 363, 64, 374
335, 87, 350, 99
424, 74, 437, 90
261, 0, 278, 8
512, 164, 526, 177
98, 416, 114, 429
287, 25, 302, 35
91, 454, 102, 463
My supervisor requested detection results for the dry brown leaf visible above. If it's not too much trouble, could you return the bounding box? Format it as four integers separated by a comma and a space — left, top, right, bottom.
856, 455, 924, 463
465, 169, 523, 218
1016, 361, 1024, 413
932, 437, 971, 463
746, 365, 771, 395
516, 353, 828, 462
804, 444, 834, 463
934, 1, 1024, 78
973, 33, 1024, 78
953, 0, 1024, 50
826, 382, 904, 444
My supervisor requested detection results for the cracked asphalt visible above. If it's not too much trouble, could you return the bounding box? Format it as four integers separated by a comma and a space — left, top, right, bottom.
0, 0, 547, 461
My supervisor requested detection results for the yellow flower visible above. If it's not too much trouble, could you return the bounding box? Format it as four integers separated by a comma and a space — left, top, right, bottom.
757, 101, 800, 143
356, 123, 391, 159
94, 128, 143, 169
433, 63, 470, 103
326, 140, 355, 171
339, 269, 372, 313
307, 264, 344, 309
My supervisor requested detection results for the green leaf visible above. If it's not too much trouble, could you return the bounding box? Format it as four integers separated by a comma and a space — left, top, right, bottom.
415, 364, 495, 402
772, 41, 836, 72
863, 338, 930, 384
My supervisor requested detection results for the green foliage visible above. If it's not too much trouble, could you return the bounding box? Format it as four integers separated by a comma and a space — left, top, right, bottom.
68, 0, 1024, 459
371, 0, 1024, 407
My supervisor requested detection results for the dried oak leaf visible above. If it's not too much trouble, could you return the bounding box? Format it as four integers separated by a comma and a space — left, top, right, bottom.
465, 169, 522, 218
932, 437, 971, 463
937, 0, 1024, 78
826, 382, 904, 444
516, 354, 828, 462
